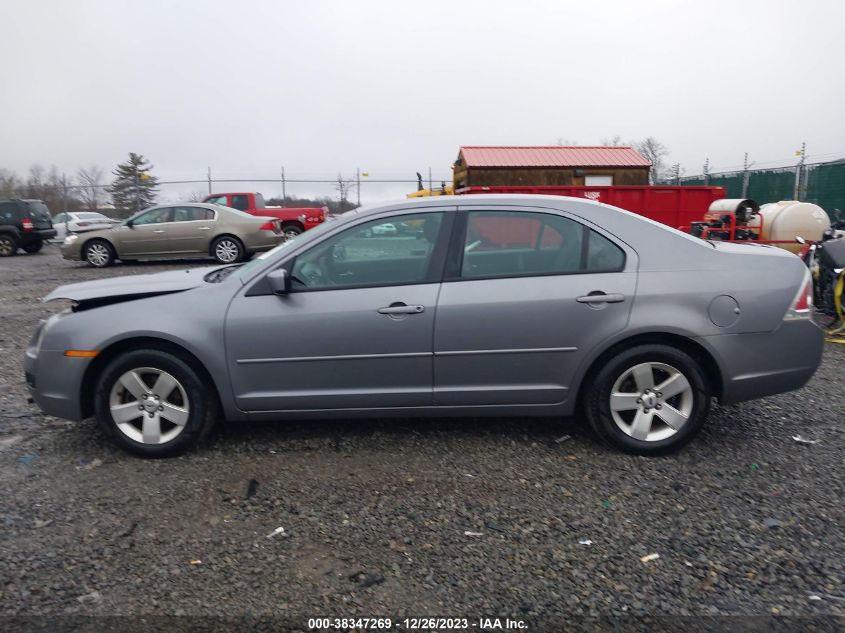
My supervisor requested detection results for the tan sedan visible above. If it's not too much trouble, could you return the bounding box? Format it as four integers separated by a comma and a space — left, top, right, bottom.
61, 203, 283, 267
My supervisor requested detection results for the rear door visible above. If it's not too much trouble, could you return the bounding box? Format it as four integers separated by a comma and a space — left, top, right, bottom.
433, 206, 637, 407
167, 206, 216, 253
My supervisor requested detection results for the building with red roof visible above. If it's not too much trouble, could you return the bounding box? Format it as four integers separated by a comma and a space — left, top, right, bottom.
453, 145, 651, 189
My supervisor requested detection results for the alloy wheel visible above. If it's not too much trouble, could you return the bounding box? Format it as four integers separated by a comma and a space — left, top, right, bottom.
608, 362, 694, 442
108, 367, 190, 445
215, 239, 239, 263
86, 243, 110, 266
0, 236, 15, 256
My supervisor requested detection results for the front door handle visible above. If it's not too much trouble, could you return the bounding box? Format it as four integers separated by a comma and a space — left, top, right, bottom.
576, 292, 625, 304
377, 303, 425, 315
153, 229, 165, 234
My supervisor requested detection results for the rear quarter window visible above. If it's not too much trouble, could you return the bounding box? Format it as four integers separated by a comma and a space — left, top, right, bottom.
586, 229, 626, 271
0, 202, 22, 221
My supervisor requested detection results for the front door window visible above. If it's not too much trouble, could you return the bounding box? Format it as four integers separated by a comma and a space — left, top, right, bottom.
290, 213, 444, 290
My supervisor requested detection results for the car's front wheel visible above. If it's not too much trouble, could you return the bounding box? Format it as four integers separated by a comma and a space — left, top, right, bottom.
94, 349, 217, 458
211, 236, 244, 264
585, 344, 710, 455
84, 239, 114, 267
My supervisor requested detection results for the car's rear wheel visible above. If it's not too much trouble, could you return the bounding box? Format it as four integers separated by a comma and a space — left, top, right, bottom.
0, 234, 18, 256
585, 344, 710, 455
22, 240, 43, 253
211, 236, 244, 264
84, 239, 114, 267
280, 223, 303, 240
94, 349, 217, 458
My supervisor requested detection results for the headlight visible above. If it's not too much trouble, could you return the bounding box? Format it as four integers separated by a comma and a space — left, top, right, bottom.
64, 234, 79, 244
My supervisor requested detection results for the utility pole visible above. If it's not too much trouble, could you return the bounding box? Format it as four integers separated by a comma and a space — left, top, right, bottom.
281, 166, 286, 205
356, 167, 361, 207
742, 153, 751, 198
61, 174, 69, 235
207, 166, 212, 194
428, 167, 432, 192
703, 158, 710, 186
794, 141, 806, 200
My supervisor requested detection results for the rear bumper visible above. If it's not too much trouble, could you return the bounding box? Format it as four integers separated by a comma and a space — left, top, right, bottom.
700, 319, 825, 405
22, 228, 56, 243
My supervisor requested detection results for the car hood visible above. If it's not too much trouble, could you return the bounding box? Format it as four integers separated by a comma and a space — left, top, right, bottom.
44, 266, 222, 304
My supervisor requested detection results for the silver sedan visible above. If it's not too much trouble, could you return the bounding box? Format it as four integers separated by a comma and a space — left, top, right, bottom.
25, 195, 824, 457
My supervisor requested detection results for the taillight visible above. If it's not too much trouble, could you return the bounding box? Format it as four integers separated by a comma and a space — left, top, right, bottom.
76, 222, 90, 227
259, 221, 278, 231
784, 269, 813, 320
21, 218, 33, 231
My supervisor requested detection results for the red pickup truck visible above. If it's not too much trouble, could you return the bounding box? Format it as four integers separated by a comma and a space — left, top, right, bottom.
202, 192, 326, 239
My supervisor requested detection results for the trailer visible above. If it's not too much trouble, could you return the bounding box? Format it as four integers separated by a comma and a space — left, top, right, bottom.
455, 185, 726, 231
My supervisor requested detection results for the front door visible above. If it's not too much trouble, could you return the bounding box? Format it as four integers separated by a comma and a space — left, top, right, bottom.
433, 207, 637, 407
119, 207, 174, 256
225, 209, 452, 411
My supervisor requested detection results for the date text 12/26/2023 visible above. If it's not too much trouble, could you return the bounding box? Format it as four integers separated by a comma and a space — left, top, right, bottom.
307, 617, 528, 630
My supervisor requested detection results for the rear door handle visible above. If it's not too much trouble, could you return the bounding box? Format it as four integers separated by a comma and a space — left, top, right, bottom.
576, 293, 625, 304
198, 226, 211, 231
377, 303, 425, 315
153, 229, 165, 233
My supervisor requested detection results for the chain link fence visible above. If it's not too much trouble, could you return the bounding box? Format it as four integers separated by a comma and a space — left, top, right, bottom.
679, 160, 845, 222
0, 172, 451, 219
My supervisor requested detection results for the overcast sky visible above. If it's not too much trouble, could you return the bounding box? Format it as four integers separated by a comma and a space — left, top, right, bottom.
2, 0, 844, 203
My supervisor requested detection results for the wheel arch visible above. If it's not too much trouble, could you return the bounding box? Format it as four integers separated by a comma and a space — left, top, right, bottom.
573, 331, 724, 413
280, 220, 304, 232
80, 336, 222, 419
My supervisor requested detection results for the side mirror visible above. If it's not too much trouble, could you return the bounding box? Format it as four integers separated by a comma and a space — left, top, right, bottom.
126, 220, 135, 228
266, 268, 290, 295
795, 235, 806, 244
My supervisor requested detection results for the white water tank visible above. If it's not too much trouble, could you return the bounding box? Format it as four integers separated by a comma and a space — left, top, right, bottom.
747, 201, 831, 253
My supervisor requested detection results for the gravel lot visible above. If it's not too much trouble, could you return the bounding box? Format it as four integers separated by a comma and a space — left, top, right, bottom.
1, 244, 843, 627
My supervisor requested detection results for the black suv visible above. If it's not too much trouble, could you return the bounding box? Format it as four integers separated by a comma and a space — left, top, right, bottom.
0, 199, 56, 256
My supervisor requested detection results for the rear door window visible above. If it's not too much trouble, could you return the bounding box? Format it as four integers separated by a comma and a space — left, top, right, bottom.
459, 210, 625, 279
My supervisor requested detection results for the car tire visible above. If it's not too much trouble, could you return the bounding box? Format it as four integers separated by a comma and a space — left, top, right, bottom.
280, 223, 303, 240
0, 234, 18, 257
22, 240, 43, 254
84, 239, 115, 267
584, 344, 711, 455
211, 236, 244, 264
94, 349, 218, 458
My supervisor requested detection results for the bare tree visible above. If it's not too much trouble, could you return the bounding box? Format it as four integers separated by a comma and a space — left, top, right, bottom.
635, 137, 669, 184
601, 135, 625, 146
555, 137, 579, 146
0, 168, 23, 198
77, 165, 104, 210
334, 173, 358, 212
186, 190, 206, 202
